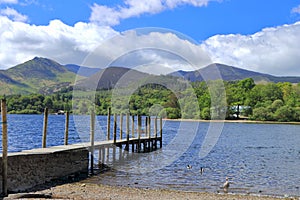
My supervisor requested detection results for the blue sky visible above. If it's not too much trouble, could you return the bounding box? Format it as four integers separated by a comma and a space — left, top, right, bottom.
1, 0, 300, 76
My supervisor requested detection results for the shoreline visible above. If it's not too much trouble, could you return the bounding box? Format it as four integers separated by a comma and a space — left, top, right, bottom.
6, 182, 298, 200
165, 118, 300, 125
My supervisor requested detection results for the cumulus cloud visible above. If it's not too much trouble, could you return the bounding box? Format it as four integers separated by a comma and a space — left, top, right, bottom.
0, 16, 117, 69
0, 7, 27, 22
201, 21, 300, 76
82, 29, 211, 74
291, 5, 300, 14
90, 0, 213, 26
0, 0, 18, 4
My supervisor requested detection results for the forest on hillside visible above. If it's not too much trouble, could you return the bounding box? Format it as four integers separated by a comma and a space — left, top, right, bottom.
1, 78, 300, 122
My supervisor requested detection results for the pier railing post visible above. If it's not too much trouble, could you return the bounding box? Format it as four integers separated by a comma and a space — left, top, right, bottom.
120, 113, 123, 140
113, 113, 117, 144
1, 99, 8, 196
131, 115, 135, 138
154, 116, 157, 138
137, 115, 141, 152
107, 107, 111, 140
160, 117, 163, 148
148, 116, 151, 139
125, 113, 129, 151
64, 111, 70, 145
90, 110, 95, 174
42, 107, 48, 148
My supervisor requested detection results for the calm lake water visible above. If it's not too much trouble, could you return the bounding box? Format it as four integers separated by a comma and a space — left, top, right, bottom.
0, 114, 299, 198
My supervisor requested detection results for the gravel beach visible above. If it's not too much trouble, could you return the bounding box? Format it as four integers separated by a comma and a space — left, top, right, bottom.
5, 182, 299, 200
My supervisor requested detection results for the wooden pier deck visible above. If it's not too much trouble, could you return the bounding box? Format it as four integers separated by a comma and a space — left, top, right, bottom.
0, 101, 164, 195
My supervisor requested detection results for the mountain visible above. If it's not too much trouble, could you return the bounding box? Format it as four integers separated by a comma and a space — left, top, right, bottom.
0, 57, 76, 94
169, 63, 300, 83
75, 66, 151, 90
1, 58, 300, 95
64, 64, 101, 77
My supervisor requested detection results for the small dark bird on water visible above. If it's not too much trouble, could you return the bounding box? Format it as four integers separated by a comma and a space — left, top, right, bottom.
186, 165, 192, 169
200, 167, 204, 175
223, 177, 230, 193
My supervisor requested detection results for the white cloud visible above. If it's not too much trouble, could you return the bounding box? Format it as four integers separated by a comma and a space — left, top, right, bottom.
90, 0, 214, 26
0, 16, 117, 69
0, 7, 28, 22
291, 5, 300, 14
0, 0, 18, 4
201, 21, 300, 76
82, 29, 211, 74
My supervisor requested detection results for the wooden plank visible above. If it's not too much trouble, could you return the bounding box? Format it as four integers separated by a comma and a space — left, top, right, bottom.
42, 107, 48, 148
1, 99, 8, 196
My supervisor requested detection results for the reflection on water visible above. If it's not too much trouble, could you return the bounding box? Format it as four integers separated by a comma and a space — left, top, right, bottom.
0, 115, 299, 197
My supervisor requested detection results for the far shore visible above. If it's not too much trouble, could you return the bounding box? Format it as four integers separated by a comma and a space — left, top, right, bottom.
165, 118, 300, 125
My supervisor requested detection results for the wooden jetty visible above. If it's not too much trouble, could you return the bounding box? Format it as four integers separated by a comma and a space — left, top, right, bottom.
0, 103, 163, 195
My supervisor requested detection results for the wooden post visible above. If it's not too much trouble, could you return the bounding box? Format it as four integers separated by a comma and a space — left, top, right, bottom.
137, 115, 141, 152
90, 110, 95, 174
160, 117, 163, 148
107, 107, 111, 140
64, 111, 70, 145
145, 116, 148, 137
154, 116, 158, 149
131, 115, 135, 138
42, 107, 48, 148
113, 113, 117, 144
125, 113, 129, 151
1, 99, 8, 196
120, 113, 123, 140
148, 116, 151, 139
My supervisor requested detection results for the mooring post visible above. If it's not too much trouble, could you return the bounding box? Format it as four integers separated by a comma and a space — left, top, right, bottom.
125, 113, 130, 151
160, 117, 163, 148
145, 115, 148, 137
148, 116, 151, 151
137, 115, 141, 152
64, 111, 70, 145
131, 115, 135, 138
120, 113, 123, 140
148, 116, 151, 139
1, 99, 8, 196
107, 107, 111, 140
90, 110, 95, 174
42, 107, 48, 148
154, 116, 158, 149
113, 113, 117, 144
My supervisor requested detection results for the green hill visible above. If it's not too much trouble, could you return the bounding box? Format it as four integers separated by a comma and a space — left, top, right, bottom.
0, 57, 77, 95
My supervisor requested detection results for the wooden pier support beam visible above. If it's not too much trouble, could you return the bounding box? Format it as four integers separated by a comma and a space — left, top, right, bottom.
42, 107, 48, 148
90, 110, 95, 174
120, 113, 123, 140
125, 113, 130, 151
137, 115, 141, 152
160, 117, 163, 148
1, 99, 8, 196
154, 116, 158, 149
113, 114, 117, 144
107, 108, 111, 140
64, 111, 70, 145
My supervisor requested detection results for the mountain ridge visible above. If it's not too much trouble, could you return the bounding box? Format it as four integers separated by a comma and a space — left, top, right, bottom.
0, 57, 299, 95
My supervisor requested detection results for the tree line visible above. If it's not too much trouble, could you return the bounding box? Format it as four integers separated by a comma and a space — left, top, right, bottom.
1, 78, 300, 122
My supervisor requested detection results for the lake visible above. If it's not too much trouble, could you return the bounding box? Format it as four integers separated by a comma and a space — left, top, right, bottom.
0, 114, 299, 198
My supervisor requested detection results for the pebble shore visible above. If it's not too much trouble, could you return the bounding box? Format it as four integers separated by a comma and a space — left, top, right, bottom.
4, 182, 299, 200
